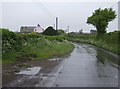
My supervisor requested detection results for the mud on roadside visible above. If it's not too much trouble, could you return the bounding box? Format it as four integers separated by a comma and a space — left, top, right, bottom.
2, 57, 66, 87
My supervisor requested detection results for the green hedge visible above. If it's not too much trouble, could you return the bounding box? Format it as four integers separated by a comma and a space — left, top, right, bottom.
66, 31, 120, 55
1, 28, 68, 61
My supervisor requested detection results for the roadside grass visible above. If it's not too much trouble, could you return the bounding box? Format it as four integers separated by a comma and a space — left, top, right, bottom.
66, 33, 119, 65
66, 31, 119, 55
2, 40, 74, 64
22, 41, 74, 60
2, 52, 19, 64
92, 41, 119, 54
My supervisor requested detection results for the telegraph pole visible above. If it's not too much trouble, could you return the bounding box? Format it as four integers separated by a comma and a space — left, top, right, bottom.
118, 2, 120, 88
118, 1, 120, 30
68, 26, 69, 33
56, 17, 58, 30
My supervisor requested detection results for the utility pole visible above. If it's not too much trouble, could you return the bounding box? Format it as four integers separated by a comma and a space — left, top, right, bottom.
56, 17, 58, 30
118, 1, 120, 30
68, 26, 69, 33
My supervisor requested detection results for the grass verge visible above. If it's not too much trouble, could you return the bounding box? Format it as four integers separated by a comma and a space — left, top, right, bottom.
3, 41, 74, 64
66, 32, 119, 55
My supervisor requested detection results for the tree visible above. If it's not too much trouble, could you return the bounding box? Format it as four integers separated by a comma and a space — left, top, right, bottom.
42, 26, 58, 36
87, 8, 116, 37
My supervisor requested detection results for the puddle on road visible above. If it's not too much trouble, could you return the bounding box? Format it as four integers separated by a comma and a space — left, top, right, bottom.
49, 58, 60, 61
15, 67, 41, 75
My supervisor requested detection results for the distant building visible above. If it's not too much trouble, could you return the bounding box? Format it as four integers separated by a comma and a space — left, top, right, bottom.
65, 29, 69, 33
90, 30, 97, 34
79, 29, 83, 34
20, 24, 44, 33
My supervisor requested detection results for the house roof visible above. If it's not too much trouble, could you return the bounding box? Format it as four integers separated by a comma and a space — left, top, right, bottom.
21, 26, 36, 29
20, 25, 44, 33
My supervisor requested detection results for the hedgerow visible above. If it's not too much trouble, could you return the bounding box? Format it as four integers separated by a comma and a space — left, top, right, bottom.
66, 31, 120, 55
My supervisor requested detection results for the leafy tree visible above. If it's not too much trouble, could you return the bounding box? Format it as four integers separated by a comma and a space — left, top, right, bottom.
42, 26, 58, 36
87, 8, 116, 37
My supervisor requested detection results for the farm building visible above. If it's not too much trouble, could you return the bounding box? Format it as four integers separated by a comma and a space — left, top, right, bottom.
90, 30, 97, 34
20, 24, 44, 33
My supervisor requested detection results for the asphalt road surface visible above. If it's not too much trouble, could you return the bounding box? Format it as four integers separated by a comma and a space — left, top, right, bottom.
39, 43, 119, 87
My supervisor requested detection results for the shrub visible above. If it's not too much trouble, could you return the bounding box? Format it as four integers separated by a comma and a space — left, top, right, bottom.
2, 28, 23, 53
57, 29, 65, 35
42, 26, 59, 36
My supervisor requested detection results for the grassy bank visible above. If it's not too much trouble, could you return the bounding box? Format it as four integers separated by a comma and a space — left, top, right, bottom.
2, 28, 74, 64
3, 41, 74, 64
66, 31, 120, 55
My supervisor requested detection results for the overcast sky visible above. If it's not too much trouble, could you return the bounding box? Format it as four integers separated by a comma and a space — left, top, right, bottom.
1, 1, 119, 33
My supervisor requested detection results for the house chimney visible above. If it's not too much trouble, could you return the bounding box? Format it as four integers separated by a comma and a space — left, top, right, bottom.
37, 24, 40, 27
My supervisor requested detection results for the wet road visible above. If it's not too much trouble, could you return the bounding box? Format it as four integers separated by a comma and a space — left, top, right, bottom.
39, 43, 119, 87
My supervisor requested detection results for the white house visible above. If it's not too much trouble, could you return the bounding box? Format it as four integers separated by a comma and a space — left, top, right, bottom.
34, 24, 44, 33
20, 24, 44, 33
